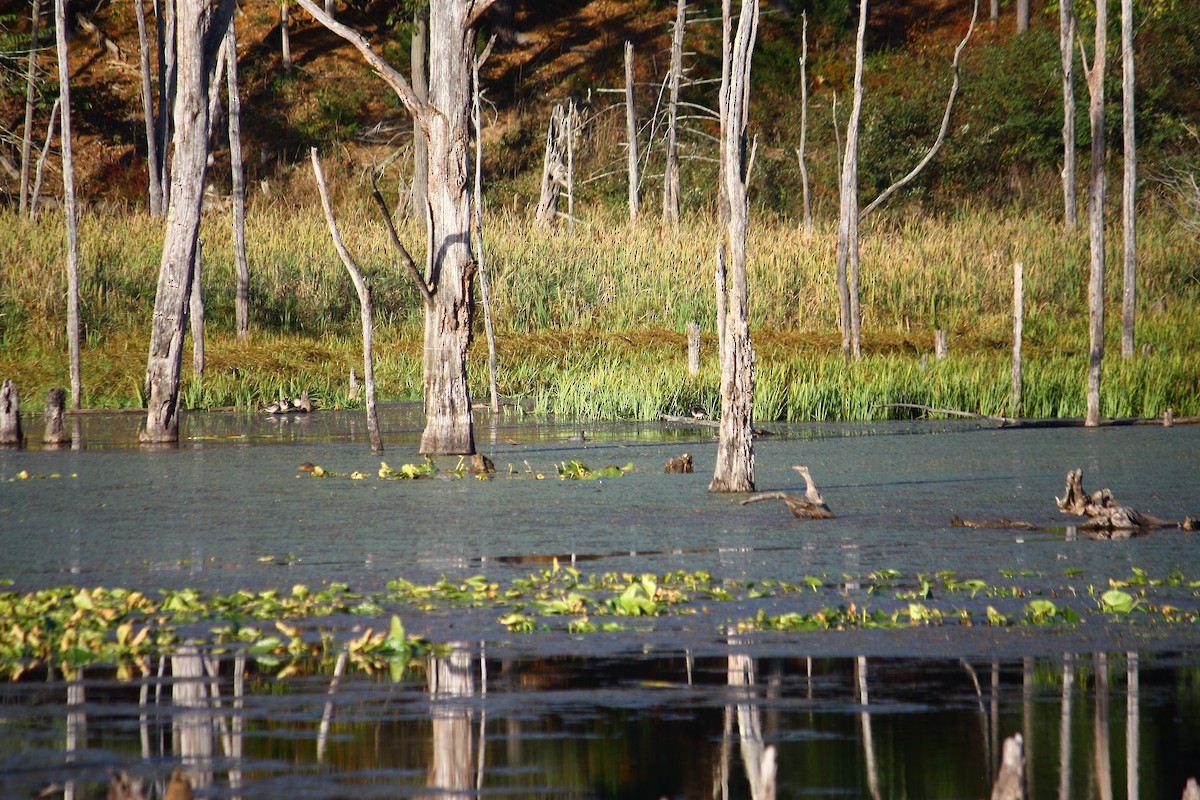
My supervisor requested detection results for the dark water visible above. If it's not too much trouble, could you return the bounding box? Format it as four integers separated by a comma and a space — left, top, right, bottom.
2, 406, 1198, 798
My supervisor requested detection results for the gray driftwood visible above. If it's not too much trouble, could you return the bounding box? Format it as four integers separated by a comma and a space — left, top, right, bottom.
951, 516, 1039, 531
740, 465, 834, 519
1056, 468, 1196, 532
43, 388, 70, 447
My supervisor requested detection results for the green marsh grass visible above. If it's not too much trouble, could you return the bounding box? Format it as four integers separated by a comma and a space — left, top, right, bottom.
2, 205, 1198, 419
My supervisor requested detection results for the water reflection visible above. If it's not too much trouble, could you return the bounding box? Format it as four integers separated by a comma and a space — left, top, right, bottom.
5, 649, 1198, 799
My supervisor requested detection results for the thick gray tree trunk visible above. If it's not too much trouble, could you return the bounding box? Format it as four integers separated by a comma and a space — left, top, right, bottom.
142, 0, 232, 443
55, 0, 81, 410
135, 0, 164, 216
710, 0, 758, 494
1060, 0, 1077, 228
625, 41, 640, 224
281, 1, 292, 71
410, 11, 428, 219
296, 0, 494, 455
836, 0, 867, 361
19, 0, 42, 218
662, 0, 685, 229
1120, 0, 1136, 358
1084, 0, 1107, 427
225, 19, 250, 341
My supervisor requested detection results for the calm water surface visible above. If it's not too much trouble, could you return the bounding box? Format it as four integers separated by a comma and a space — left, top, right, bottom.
1, 406, 1198, 798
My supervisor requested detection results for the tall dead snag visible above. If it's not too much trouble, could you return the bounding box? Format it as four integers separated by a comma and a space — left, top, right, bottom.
55, 0, 81, 410
410, 9, 428, 219
0, 380, 23, 448
1011, 260, 1023, 417
141, 0, 233, 444
473, 37, 500, 413
710, 0, 758, 494
311, 149, 382, 453
225, 19, 250, 342
1082, 0, 1107, 427
134, 0, 163, 216
795, 11, 812, 236
625, 41, 640, 225
662, 0, 685, 230
535, 102, 569, 229
19, 0, 42, 217
1059, 0, 1077, 229
1120, 0, 1136, 358
835, 0, 867, 361
297, 0, 493, 455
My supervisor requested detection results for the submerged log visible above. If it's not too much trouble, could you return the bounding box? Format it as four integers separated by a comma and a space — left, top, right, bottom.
1, 379, 24, 448
1056, 468, 1192, 531
42, 387, 71, 447
951, 516, 1040, 531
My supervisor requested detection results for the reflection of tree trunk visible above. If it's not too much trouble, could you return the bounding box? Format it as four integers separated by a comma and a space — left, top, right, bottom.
1023, 657, 1035, 798
855, 656, 881, 800
727, 639, 775, 800
1058, 653, 1074, 800
172, 647, 213, 790
55, 0, 81, 411
1093, 652, 1112, 800
427, 646, 477, 798
1126, 652, 1139, 800
65, 671, 86, 800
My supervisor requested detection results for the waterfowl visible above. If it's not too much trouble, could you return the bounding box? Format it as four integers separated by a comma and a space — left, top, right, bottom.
690, 405, 709, 419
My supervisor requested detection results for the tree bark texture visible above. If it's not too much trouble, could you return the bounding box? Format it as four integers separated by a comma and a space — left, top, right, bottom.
225, 19, 250, 341
535, 103, 569, 228
836, 0, 867, 361
1011, 260, 1023, 417
142, 0, 231, 443
43, 387, 70, 447
410, 11, 428, 219
1084, 0, 1106, 427
1120, 0, 1136, 358
19, 0, 42, 217
710, 0, 758, 494
1060, 0, 1077, 228
473, 41, 500, 413
135, 0, 164, 216
1015, 0, 1029, 33
155, 0, 176, 212
56, 0, 81, 411
625, 41, 640, 224
662, 0, 685, 229
190, 240, 205, 379
0, 380, 23, 448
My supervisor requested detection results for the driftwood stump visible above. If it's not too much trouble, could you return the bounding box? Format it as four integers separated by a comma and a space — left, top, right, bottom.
990, 733, 1027, 800
470, 453, 495, 475
739, 466, 834, 519
42, 387, 70, 447
1, 379, 24, 448
1055, 468, 1177, 531
665, 453, 694, 473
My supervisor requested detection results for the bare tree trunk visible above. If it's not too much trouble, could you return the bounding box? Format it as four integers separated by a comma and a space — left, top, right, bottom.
473, 38, 500, 413
225, 19, 249, 342
566, 102, 576, 233
1011, 260, 1023, 417
310, 149, 382, 452
28, 96, 60, 222
410, 10, 428, 219
796, 11, 812, 236
535, 103, 568, 228
990, 0, 999, 22
1060, 0, 1077, 229
625, 41, 640, 225
662, 0, 685, 230
1016, 0, 1029, 33
836, 0, 867, 361
1120, 0, 1136, 358
43, 387, 71, 447
710, 0, 758, 494
1083, 0, 1106, 427
156, 0, 177, 213
135, 0, 163, 216
142, 0, 232, 444
55, 0, 81, 411
281, 0, 292, 71
19, 0, 42, 218
190, 240, 205, 380
0, 380, 23, 448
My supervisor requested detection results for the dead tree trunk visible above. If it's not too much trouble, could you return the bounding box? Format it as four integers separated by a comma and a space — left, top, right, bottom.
410, 10, 428, 219
43, 387, 70, 447
1060, 0, 1077, 229
473, 36, 500, 413
190, 240, 205, 380
142, 0, 232, 444
280, 0, 292, 71
662, 0, 685, 230
796, 11, 812, 236
535, 103, 569, 229
0, 380, 24, 448
135, 0, 164, 216
710, 0, 758, 494
19, 0, 42, 218
1011, 260, 1023, 417
225, 19, 250, 341
836, 0, 867, 361
296, 0, 492, 455
1083, 0, 1106, 427
625, 41, 640, 225
311, 148, 382, 452
56, 0, 81, 411
1015, 0, 1029, 34
155, 0, 176, 212
1120, 0, 1136, 359
28, 96, 60, 222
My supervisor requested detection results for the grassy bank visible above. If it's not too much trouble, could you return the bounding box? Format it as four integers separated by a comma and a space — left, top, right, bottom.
2, 205, 1198, 420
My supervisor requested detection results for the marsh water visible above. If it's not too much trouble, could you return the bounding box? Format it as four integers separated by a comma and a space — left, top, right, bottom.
2, 406, 1198, 799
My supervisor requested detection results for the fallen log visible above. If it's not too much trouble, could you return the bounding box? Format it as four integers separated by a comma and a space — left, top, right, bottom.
1056, 468, 1197, 532
951, 516, 1040, 531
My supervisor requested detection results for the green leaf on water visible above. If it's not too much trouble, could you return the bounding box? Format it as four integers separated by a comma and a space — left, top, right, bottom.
1100, 589, 1135, 614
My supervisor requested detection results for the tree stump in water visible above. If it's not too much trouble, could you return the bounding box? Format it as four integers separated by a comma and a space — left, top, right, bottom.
42, 387, 70, 447
1, 380, 24, 448
1055, 468, 1175, 531
990, 733, 1026, 800
665, 453, 694, 473
1181, 777, 1199, 800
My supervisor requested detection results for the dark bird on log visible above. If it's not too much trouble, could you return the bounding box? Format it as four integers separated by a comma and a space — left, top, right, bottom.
690, 405, 709, 420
